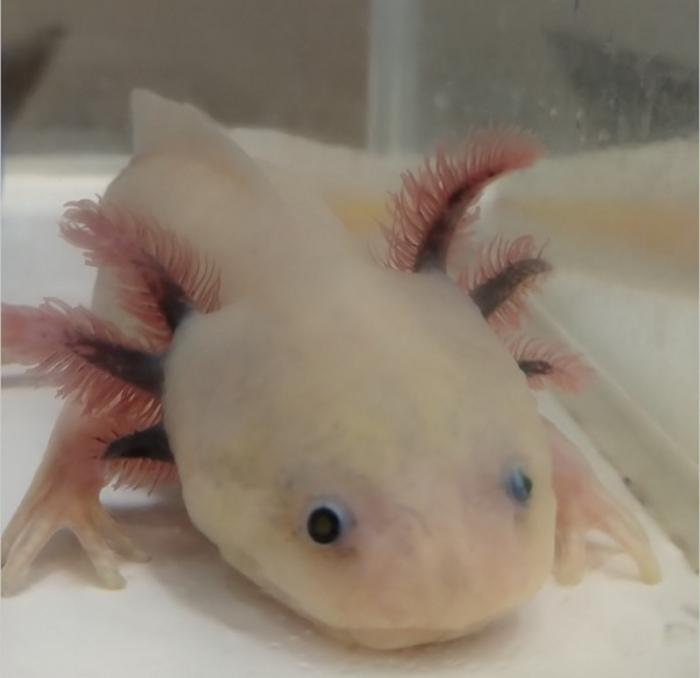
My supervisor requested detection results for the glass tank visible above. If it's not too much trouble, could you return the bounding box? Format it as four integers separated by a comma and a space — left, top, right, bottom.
2, 2, 698, 676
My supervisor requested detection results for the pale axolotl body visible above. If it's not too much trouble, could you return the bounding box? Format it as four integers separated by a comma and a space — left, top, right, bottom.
1, 92, 659, 650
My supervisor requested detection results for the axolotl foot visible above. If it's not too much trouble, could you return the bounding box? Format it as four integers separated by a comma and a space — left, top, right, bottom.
1, 406, 149, 596
545, 419, 661, 586
2, 479, 148, 595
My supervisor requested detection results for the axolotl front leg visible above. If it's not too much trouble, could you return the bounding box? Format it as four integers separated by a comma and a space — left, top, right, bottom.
2, 201, 212, 594
544, 419, 661, 585
2, 401, 149, 594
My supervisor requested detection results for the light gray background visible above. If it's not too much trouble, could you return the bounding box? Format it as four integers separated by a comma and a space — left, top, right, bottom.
3, 0, 697, 153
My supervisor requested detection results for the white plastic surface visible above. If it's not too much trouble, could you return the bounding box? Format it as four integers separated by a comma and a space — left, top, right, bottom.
2, 161, 698, 677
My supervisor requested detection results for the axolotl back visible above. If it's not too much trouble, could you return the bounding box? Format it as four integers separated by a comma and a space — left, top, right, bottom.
1, 92, 658, 650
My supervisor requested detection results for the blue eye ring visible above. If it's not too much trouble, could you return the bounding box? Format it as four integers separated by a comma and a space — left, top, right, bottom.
305, 500, 352, 545
506, 468, 533, 504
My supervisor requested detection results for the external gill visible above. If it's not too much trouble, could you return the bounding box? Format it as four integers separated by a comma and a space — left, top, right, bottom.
1, 199, 220, 593
381, 128, 543, 273
462, 235, 552, 331
61, 199, 221, 346
381, 130, 589, 393
1, 299, 163, 421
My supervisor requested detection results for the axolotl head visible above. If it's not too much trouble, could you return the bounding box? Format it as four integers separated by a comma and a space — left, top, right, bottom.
161, 260, 557, 650
85, 102, 559, 649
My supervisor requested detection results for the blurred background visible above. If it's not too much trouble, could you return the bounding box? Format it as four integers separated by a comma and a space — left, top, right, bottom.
3, 0, 697, 154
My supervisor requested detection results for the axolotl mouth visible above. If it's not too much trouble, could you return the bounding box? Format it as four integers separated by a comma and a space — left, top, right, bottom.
207, 465, 556, 651
170, 444, 556, 650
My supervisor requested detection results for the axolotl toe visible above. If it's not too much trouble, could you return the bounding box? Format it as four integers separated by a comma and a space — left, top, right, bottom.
1, 91, 660, 650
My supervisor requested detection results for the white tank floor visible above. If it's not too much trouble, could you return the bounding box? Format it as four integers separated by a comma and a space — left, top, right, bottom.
2, 161, 697, 678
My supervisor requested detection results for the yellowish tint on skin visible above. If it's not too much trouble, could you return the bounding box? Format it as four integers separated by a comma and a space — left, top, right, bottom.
324, 193, 389, 235
509, 198, 697, 265
327, 185, 697, 273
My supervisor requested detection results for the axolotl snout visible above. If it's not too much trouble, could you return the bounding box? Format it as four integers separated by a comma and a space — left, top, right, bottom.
2, 91, 659, 650
167, 267, 555, 648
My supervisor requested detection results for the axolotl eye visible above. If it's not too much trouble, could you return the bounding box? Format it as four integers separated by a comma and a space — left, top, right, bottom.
306, 500, 353, 545
505, 468, 533, 504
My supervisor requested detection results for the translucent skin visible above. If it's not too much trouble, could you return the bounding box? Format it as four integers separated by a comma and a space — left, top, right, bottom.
101, 92, 557, 648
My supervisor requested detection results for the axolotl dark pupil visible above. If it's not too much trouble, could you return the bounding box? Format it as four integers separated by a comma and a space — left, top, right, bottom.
506, 468, 533, 504
307, 506, 343, 544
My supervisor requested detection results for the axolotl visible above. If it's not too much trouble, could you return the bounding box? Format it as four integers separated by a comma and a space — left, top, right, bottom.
1, 91, 660, 650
